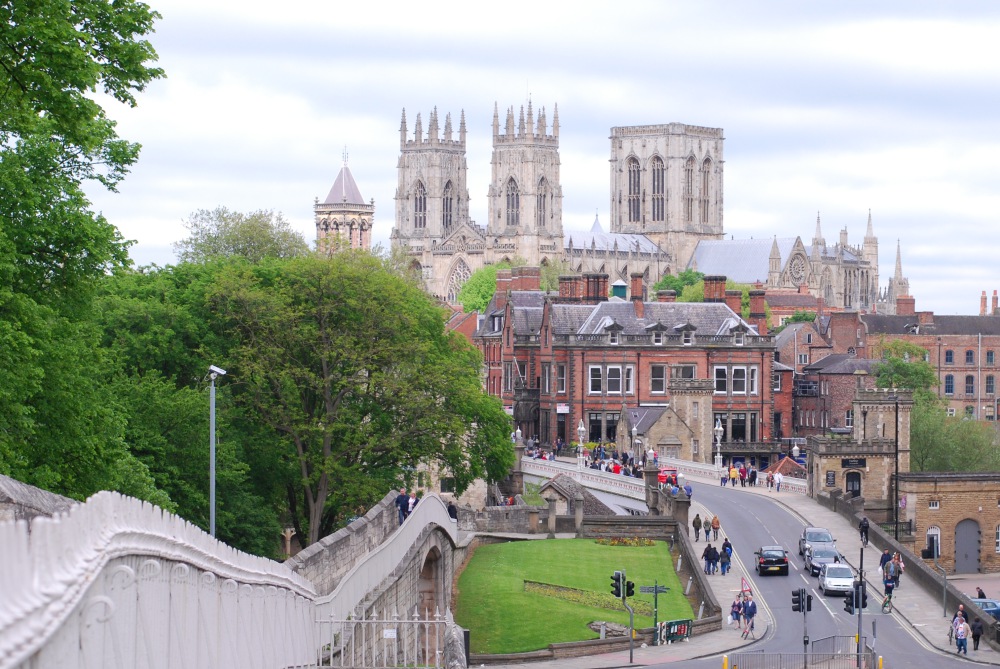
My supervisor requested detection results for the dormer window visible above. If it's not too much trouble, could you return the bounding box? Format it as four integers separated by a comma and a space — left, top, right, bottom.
492, 315, 503, 332
682, 331, 693, 345
609, 331, 619, 345
653, 332, 663, 345
734, 332, 745, 346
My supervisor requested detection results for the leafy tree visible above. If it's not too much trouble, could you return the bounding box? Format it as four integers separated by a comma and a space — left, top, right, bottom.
652, 269, 704, 295
209, 251, 513, 547
785, 310, 817, 324
539, 258, 574, 292
174, 207, 309, 264
870, 340, 938, 397
457, 261, 512, 313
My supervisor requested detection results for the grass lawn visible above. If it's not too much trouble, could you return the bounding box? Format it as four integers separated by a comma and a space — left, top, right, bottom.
454, 538, 693, 654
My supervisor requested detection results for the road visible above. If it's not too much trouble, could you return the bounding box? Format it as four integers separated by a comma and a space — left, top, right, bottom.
654, 481, 972, 668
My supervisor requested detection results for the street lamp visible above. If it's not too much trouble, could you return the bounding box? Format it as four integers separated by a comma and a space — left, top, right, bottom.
208, 364, 227, 538
713, 419, 724, 477
631, 424, 638, 461
888, 394, 900, 540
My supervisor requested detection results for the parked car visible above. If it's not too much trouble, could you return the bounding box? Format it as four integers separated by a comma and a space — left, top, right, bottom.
971, 598, 1000, 622
818, 563, 855, 596
798, 526, 836, 556
804, 547, 843, 576
754, 545, 790, 576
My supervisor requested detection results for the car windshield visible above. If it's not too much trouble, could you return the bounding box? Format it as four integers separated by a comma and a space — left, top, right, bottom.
761, 550, 785, 558
807, 531, 834, 542
813, 549, 839, 559
826, 566, 852, 578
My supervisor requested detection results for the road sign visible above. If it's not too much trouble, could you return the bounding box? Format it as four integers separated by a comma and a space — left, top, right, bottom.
640, 585, 669, 594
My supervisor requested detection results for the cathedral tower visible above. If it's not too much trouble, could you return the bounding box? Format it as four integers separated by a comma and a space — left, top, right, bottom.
486, 101, 564, 266
609, 123, 724, 268
315, 150, 373, 252
392, 108, 481, 301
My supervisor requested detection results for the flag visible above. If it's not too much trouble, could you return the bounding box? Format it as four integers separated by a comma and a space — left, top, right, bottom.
741, 577, 753, 595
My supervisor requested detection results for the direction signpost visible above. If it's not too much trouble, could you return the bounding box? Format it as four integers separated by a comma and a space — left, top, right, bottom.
640, 580, 670, 644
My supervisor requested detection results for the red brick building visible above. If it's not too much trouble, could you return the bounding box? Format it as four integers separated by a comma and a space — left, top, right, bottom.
475, 269, 793, 469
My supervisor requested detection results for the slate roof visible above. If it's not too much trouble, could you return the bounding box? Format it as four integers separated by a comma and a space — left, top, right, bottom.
323, 165, 365, 205
550, 301, 751, 336
688, 238, 862, 284
765, 292, 821, 309
802, 354, 878, 375
762, 455, 807, 476
621, 406, 668, 434
564, 216, 661, 254
539, 474, 616, 516
861, 314, 1000, 336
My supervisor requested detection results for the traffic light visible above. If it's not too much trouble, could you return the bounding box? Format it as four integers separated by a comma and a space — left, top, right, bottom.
611, 571, 623, 598
792, 588, 802, 612
857, 583, 868, 609
844, 589, 855, 615
626, 580, 635, 598
806, 594, 813, 612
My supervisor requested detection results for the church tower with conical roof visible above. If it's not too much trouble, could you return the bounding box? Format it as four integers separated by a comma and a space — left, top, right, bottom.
486, 100, 564, 266
315, 149, 374, 252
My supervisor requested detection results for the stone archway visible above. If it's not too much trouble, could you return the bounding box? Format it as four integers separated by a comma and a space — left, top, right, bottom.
417, 546, 442, 615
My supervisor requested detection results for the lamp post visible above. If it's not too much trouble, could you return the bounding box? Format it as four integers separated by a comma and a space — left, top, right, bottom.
577, 419, 587, 469
631, 424, 638, 462
713, 419, 724, 479
208, 365, 227, 538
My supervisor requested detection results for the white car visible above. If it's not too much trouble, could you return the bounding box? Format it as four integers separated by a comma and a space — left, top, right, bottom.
818, 563, 855, 596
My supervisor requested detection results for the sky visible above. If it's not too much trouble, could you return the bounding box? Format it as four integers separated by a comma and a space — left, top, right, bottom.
88, 1, 1000, 316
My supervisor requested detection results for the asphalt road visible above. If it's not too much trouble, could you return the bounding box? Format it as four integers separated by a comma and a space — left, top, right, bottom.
660, 481, 973, 668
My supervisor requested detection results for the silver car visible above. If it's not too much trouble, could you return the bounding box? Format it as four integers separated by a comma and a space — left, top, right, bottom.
804, 547, 843, 576
798, 526, 836, 556
818, 563, 855, 596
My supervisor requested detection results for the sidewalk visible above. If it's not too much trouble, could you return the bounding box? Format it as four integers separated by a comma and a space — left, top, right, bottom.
488, 464, 1000, 668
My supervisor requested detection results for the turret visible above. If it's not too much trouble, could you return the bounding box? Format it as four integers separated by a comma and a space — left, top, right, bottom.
429, 107, 439, 142
460, 110, 467, 146
414, 113, 423, 144
552, 103, 560, 138
768, 237, 781, 284
526, 100, 534, 137
492, 102, 500, 138
399, 108, 407, 149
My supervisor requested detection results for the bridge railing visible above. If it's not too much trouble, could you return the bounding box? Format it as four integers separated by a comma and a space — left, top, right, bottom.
520, 459, 646, 501
0, 491, 317, 669
660, 457, 807, 495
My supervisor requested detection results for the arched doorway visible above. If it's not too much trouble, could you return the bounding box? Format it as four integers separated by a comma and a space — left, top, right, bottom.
845, 471, 861, 498
416, 547, 443, 665
955, 519, 981, 573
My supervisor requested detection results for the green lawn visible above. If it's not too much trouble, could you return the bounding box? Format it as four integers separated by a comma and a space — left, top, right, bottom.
454, 538, 693, 653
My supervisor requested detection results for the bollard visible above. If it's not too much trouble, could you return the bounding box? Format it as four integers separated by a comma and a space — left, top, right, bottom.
722, 655, 728, 669
698, 601, 705, 619
600, 622, 606, 639
677, 555, 683, 571
686, 576, 693, 595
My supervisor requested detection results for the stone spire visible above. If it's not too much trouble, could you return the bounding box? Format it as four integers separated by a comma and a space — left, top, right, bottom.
505, 106, 515, 136
537, 105, 546, 136
492, 102, 500, 138
414, 112, 423, 144
768, 236, 781, 284
399, 108, 407, 148
459, 109, 467, 145
443, 112, 453, 141
518, 105, 526, 136
812, 211, 825, 249
894, 239, 903, 281
429, 107, 439, 142
552, 103, 560, 138
526, 99, 534, 137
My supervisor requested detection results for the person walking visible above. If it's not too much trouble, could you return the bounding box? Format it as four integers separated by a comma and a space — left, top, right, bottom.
977, 586, 988, 599
891, 552, 904, 589
710, 544, 720, 575
742, 594, 758, 638
394, 488, 409, 524
702, 543, 714, 574
766, 472, 774, 491
730, 594, 744, 630
774, 471, 784, 492
711, 514, 721, 540
954, 613, 970, 655
972, 617, 984, 651
720, 543, 731, 575
738, 464, 747, 487
749, 466, 758, 487
692, 514, 703, 541
729, 465, 739, 487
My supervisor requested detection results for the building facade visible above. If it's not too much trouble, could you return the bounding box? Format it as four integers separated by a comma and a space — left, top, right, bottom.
314, 159, 373, 252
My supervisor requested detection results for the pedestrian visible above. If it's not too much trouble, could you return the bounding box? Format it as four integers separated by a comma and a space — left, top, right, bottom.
722, 537, 733, 558
954, 613, 969, 655
742, 594, 757, 638
710, 544, 720, 574
730, 594, 744, 629
977, 586, 988, 599
972, 617, 984, 651
729, 465, 738, 487
739, 464, 747, 487
711, 514, 721, 540
721, 470, 728, 486
878, 548, 892, 574
394, 487, 408, 524
766, 472, 774, 491
774, 471, 784, 492
720, 544, 731, 575
749, 467, 758, 487
447, 500, 458, 520
702, 543, 714, 574
683, 481, 693, 497
408, 491, 419, 515
891, 552, 904, 588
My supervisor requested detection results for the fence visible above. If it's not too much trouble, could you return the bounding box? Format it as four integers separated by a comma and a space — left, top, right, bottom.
728, 635, 878, 669
318, 609, 451, 668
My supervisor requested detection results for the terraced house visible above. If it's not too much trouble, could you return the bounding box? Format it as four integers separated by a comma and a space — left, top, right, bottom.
475, 270, 793, 471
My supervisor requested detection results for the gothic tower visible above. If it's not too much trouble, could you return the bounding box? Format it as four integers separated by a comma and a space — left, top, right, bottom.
315, 149, 373, 252
392, 108, 481, 301
609, 123, 724, 268
486, 101, 564, 266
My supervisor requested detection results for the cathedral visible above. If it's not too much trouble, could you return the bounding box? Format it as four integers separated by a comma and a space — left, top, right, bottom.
376, 102, 909, 312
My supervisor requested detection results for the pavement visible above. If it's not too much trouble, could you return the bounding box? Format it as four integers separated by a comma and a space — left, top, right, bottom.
485, 463, 1000, 668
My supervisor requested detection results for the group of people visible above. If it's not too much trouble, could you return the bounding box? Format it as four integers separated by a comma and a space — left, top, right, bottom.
700, 538, 735, 576
394, 488, 420, 524
720, 464, 785, 492
878, 548, 906, 595
691, 513, 721, 542
729, 592, 758, 637
951, 603, 986, 654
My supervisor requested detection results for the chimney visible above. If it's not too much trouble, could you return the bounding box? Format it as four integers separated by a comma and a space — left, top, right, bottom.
630, 273, 645, 319
725, 289, 743, 314
896, 295, 916, 316
749, 290, 767, 335
993, 290, 998, 315
982, 291, 988, 316
816, 297, 825, 316
584, 273, 609, 304
917, 310, 934, 325
516, 266, 541, 291
558, 275, 574, 301
798, 283, 810, 294
496, 269, 512, 311
703, 275, 726, 303
657, 289, 676, 303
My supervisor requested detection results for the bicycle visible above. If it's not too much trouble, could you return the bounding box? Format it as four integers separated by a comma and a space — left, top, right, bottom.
881, 591, 894, 614
860, 529, 869, 548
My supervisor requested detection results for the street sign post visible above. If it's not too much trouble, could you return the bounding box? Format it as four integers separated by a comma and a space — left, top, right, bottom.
641, 581, 670, 644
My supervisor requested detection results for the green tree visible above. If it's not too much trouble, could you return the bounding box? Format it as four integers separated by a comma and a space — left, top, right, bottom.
539, 258, 574, 292
209, 252, 513, 547
652, 269, 704, 295
174, 207, 309, 264
457, 261, 512, 313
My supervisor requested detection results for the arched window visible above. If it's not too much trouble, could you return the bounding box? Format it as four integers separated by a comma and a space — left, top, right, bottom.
966, 375, 975, 395
442, 181, 453, 231
651, 156, 665, 222
966, 350, 975, 365
536, 178, 549, 229
945, 349, 954, 364
414, 181, 427, 229
684, 157, 695, 222
627, 157, 641, 223
944, 374, 954, 395
701, 158, 712, 224
505, 178, 520, 226
926, 526, 941, 558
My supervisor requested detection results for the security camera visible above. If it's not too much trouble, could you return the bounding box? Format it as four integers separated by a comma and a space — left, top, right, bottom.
209, 365, 227, 376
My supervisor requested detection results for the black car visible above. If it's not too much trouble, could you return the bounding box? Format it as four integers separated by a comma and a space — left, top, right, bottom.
755, 545, 789, 576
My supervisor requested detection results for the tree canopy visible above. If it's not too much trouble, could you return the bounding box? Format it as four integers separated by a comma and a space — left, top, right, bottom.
174, 207, 310, 264
457, 261, 512, 313
652, 269, 704, 295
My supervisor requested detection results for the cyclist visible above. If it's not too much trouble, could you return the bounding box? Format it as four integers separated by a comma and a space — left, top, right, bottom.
882, 570, 895, 612
859, 516, 870, 547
